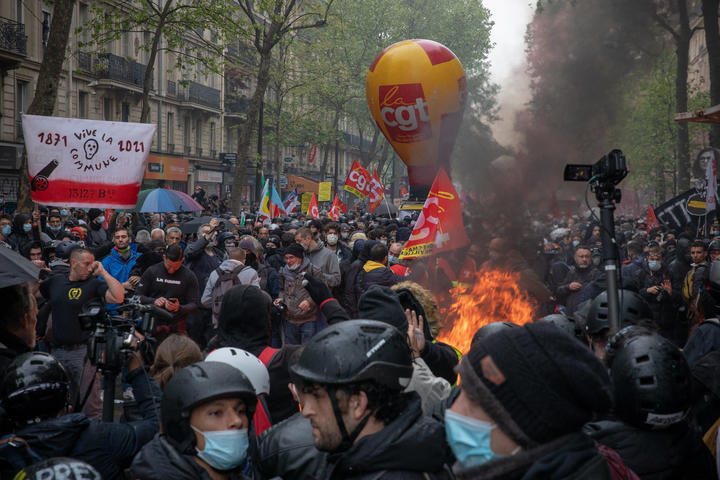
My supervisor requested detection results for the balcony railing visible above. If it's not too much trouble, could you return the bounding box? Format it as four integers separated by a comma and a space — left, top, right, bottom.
225, 96, 249, 115
78, 51, 92, 72
179, 81, 220, 109
0, 17, 27, 57
95, 53, 153, 89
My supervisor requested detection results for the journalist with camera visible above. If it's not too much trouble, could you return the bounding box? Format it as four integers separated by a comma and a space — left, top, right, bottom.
39, 247, 124, 419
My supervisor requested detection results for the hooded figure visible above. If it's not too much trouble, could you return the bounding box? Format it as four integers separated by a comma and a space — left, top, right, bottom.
7, 214, 34, 253
85, 208, 109, 247
206, 285, 300, 424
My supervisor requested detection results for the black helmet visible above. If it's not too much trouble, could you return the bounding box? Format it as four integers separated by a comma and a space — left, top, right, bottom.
290, 320, 413, 390
709, 239, 720, 253
13, 457, 101, 480
217, 231, 235, 246
538, 314, 584, 342
609, 330, 691, 429
1, 352, 70, 426
55, 240, 82, 259
161, 361, 257, 454
471, 322, 519, 346
586, 290, 652, 336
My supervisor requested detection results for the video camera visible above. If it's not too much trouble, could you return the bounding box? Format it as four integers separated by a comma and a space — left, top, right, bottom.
564, 149, 628, 191
78, 296, 173, 373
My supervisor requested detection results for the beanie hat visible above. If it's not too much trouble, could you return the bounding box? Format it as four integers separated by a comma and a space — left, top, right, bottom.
358, 285, 407, 332
69, 227, 85, 240
88, 208, 103, 222
396, 227, 411, 242
458, 322, 611, 447
285, 242, 304, 259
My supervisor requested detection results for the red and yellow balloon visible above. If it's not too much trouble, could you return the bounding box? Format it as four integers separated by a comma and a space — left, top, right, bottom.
366, 39, 466, 196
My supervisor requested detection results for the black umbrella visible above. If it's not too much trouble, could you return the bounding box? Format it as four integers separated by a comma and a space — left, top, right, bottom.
180, 216, 232, 235
372, 202, 398, 217
0, 246, 41, 288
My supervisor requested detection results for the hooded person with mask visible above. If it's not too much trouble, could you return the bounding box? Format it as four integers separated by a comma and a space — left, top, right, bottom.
85, 208, 109, 247
7, 213, 38, 253
207, 284, 301, 424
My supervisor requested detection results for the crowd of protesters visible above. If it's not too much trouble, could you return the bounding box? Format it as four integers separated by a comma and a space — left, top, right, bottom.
0, 199, 720, 480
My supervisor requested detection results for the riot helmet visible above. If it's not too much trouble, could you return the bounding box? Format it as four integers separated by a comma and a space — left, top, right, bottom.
539, 314, 585, 343
586, 290, 652, 337
471, 321, 519, 347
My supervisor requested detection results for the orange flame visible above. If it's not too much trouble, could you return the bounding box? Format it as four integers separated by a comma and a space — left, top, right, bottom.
436, 269, 537, 354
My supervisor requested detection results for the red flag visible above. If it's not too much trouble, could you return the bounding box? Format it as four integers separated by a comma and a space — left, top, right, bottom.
103, 208, 114, 230
400, 168, 470, 259
329, 193, 347, 220
368, 168, 385, 213
400, 185, 409, 199
343, 160, 372, 199
307, 193, 319, 219
646, 206, 659, 232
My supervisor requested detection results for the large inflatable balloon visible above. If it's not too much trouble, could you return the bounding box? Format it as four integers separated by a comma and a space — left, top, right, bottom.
366, 39, 466, 199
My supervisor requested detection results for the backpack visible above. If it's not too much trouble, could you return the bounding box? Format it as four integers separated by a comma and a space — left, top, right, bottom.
211, 263, 250, 319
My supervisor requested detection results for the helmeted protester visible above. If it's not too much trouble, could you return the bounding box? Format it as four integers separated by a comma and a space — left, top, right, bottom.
585, 327, 717, 480
131, 361, 256, 480
586, 289, 653, 360
447, 322, 637, 479
0, 350, 160, 479
10, 457, 101, 480
290, 320, 453, 479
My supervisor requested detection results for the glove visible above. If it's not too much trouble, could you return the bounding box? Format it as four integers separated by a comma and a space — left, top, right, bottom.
301, 272, 332, 305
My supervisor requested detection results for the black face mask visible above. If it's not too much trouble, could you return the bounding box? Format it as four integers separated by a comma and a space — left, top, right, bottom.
265, 247, 277, 258
246, 252, 257, 267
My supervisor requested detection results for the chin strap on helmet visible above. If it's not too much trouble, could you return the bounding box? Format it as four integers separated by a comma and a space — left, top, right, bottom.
326, 385, 374, 452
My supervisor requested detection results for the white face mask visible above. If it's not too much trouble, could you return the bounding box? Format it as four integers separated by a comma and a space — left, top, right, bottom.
326, 233, 338, 245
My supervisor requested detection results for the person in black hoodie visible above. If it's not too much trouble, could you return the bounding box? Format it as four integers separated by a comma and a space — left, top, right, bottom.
290, 320, 453, 479
340, 240, 372, 317
584, 327, 716, 480
85, 208, 109, 247
0, 282, 37, 376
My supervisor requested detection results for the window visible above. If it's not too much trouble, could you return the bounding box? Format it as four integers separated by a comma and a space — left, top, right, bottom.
121, 102, 130, 122
15, 0, 24, 24
79, 3, 89, 44
122, 33, 130, 57
183, 116, 190, 150
195, 118, 202, 153
42, 9, 51, 47
16, 80, 28, 138
103, 97, 113, 120
209, 122, 216, 155
167, 112, 174, 149
143, 32, 151, 63
79, 92, 89, 118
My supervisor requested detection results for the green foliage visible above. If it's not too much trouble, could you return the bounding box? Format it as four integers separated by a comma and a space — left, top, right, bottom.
610, 50, 708, 197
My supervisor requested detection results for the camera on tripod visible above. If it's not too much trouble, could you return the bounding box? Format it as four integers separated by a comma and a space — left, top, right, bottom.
563, 149, 628, 192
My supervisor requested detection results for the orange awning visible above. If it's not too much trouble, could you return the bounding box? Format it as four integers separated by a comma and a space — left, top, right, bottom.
675, 104, 720, 124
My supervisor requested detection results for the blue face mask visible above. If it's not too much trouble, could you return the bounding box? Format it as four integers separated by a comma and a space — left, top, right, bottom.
96, 216, 105, 224
60, 209, 69, 217
192, 426, 248, 471
572, 240, 580, 248
388, 255, 398, 264
1, 225, 10, 236
48, 223, 61, 232
445, 410, 516, 469
23, 224, 32, 233
648, 260, 662, 272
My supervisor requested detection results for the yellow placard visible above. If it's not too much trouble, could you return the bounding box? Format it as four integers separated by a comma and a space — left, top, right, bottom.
301, 192, 313, 214
318, 182, 332, 202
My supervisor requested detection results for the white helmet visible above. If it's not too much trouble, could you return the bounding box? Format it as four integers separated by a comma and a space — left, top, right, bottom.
550, 228, 569, 242
206, 347, 270, 395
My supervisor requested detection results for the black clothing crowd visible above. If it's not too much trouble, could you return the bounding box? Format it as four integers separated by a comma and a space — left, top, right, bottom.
0, 202, 719, 480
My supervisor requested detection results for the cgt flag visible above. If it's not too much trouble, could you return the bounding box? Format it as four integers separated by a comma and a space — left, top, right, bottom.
307, 192, 319, 219
368, 168, 385, 213
329, 193, 347, 220
343, 160, 372, 199
23, 115, 156, 208
646, 206, 659, 232
400, 168, 469, 259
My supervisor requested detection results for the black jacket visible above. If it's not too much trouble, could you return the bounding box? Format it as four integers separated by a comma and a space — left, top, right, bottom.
5, 367, 161, 480
684, 319, 720, 368
584, 419, 717, 480
132, 433, 250, 480
556, 265, 601, 315
355, 262, 404, 297
0, 328, 31, 377
454, 433, 613, 480
255, 412, 326, 480
640, 266, 681, 340
321, 394, 452, 479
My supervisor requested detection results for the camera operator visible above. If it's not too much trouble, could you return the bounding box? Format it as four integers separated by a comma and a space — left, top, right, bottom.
135, 244, 199, 338
640, 245, 680, 343
39, 248, 124, 419
0, 345, 161, 479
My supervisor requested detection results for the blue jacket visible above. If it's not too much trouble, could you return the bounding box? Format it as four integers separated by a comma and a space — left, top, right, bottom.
102, 245, 141, 284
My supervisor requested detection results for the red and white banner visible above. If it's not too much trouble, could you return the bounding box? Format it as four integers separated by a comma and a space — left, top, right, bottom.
343, 160, 372, 199
308, 143, 317, 164
400, 168, 469, 259
329, 193, 347, 220
368, 168, 385, 213
23, 115, 156, 208
307, 192, 319, 219
103, 208, 114, 230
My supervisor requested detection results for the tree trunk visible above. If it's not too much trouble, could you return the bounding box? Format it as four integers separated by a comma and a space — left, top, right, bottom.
140, 0, 171, 123
676, 0, 691, 190
376, 140, 390, 178
17, 0, 76, 213
319, 108, 340, 180
231, 48, 273, 213
703, 0, 720, 146
360, 126, 381, 168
